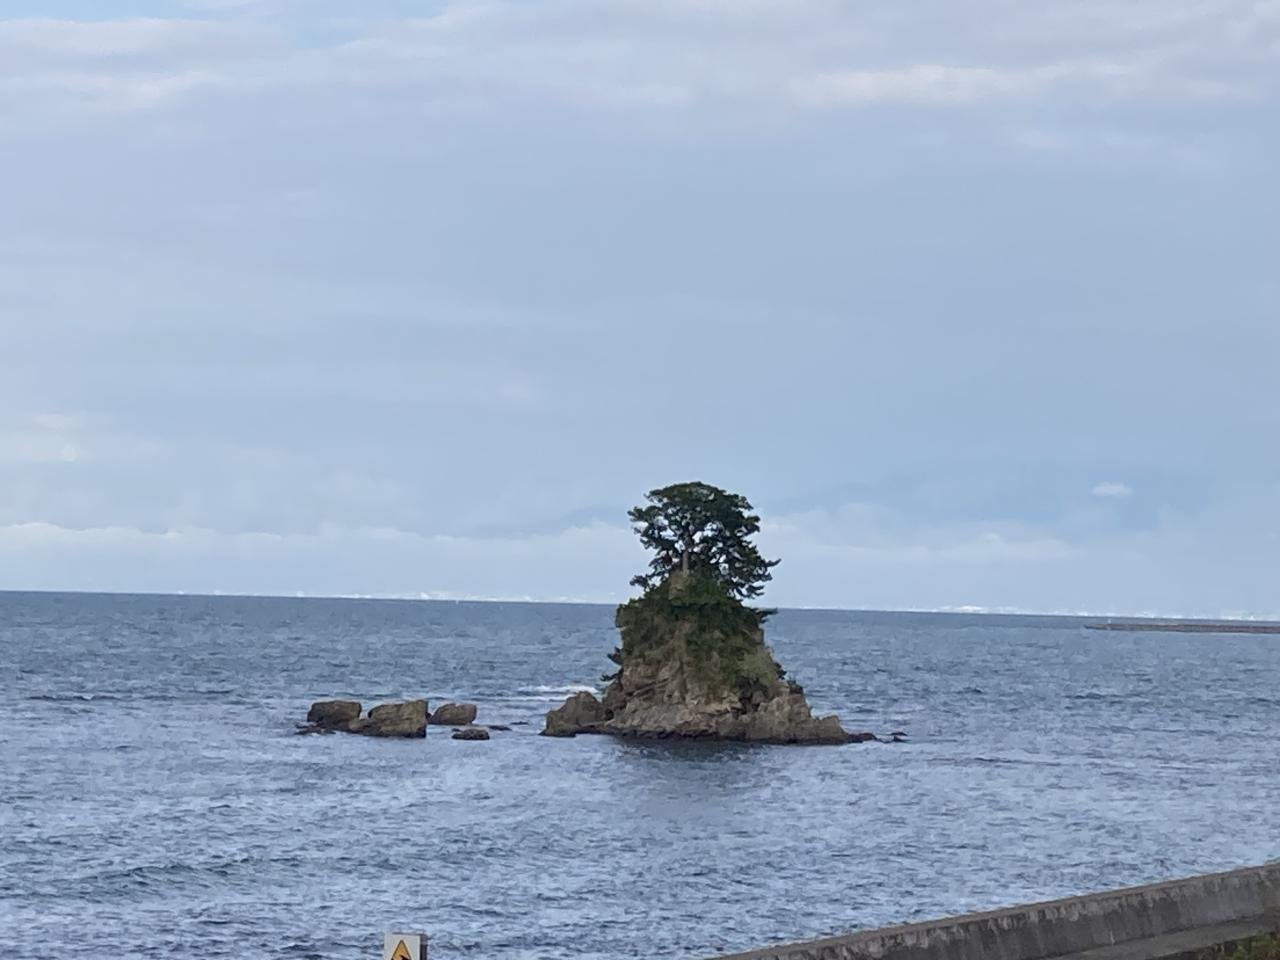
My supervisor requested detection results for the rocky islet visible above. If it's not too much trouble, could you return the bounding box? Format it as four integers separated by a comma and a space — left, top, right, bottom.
541, 573, 879, 744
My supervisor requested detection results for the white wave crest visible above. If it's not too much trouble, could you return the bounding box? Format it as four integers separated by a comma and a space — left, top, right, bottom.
523, 684, 599, 695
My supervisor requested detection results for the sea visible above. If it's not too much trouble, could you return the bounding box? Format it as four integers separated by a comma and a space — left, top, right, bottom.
2, 591, 1278, 960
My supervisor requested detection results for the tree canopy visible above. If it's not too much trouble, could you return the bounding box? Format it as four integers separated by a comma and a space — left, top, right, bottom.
628, 481, 779, 600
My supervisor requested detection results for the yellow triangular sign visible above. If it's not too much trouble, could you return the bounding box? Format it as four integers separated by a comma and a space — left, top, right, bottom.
390, 940, 413, 960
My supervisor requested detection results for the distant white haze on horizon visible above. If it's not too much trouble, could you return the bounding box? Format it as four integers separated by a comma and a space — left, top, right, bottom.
1, 1, 1278, 619
7, 584, 1280, 624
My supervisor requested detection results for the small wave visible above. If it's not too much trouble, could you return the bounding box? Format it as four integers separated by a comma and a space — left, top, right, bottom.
493, 684, 600, 704
503, 684, 601, 701
523, 684, 599, 695
77, 852, 307, 896
965, 755, 1066, 768
27, 690, 244, 704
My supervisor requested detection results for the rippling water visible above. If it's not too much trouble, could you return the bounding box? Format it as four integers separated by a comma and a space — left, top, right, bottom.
2, 591, 1278, 960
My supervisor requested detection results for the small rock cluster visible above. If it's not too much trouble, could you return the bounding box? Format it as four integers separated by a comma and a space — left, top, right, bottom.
298, 699, 496, 741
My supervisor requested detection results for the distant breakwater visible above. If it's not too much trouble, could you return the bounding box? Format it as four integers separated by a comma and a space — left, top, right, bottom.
1087, 620, 1280, 635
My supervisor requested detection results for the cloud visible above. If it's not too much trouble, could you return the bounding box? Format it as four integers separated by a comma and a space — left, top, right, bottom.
1091, 481, 1134, 499
0, 17, 228, 56
0, 519, 645, 601
0, 413, 170, 475
792, 61, 1133, 107
0, 413, 84, 463
0, 18, 255, 120
0, 436, 81, 463
29, 412, 80, 432
0, 1, 1273, 125
754, 490, 1280, 616
5, 487, 1280, 618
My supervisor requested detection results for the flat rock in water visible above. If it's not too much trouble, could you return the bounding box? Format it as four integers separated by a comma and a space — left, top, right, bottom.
451, 725, 490, 741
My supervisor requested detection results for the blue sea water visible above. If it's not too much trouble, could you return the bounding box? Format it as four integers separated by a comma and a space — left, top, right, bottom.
1, 591, 1278, 960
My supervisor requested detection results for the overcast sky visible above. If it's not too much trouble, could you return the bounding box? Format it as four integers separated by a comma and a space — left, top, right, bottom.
2, 1, 1278, 614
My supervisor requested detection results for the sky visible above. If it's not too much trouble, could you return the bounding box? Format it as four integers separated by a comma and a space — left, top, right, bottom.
1, 1, 1278, 614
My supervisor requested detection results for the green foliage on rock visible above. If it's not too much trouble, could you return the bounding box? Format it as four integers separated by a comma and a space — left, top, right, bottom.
616, 573, 782, 702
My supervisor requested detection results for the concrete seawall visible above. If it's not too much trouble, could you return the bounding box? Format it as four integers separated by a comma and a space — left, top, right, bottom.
709, 863, 1280, 960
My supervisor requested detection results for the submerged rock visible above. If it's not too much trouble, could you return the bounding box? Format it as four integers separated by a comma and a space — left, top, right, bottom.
451, 725, 490, 741
429, 702, 478, 726
541, 574, 865, 745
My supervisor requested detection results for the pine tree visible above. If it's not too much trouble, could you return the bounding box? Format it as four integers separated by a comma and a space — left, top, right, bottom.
628, 481, 779, 600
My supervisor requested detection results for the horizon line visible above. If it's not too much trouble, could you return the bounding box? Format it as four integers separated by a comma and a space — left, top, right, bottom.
1, 586, 1278, 624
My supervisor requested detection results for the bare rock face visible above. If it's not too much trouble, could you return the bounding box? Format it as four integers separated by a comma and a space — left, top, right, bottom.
541, 575, 863, 745
429, 702, 478, 726
542, 690, 610, 737
733, 688, 852, 745
451, 725, 490, 741
299, 698, 428, 737
350, 699, 429, 738
305, 700, 362, 731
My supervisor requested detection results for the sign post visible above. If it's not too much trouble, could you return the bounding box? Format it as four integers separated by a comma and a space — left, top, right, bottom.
383, 933, 426, 960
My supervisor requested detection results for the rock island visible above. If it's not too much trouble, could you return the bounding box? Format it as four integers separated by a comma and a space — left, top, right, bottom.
543, 482, 876, 745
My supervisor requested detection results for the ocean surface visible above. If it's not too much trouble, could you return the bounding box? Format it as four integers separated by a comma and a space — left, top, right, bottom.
2, 591, 1278, 960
